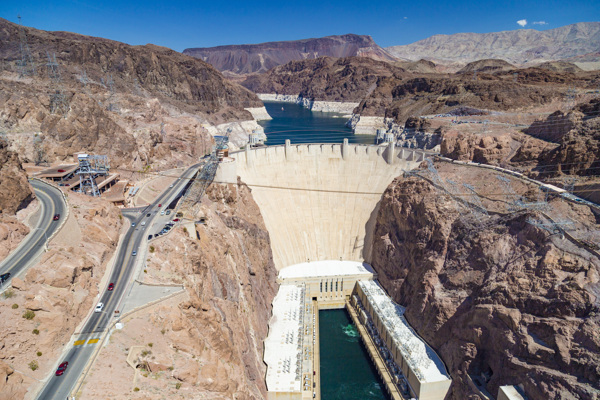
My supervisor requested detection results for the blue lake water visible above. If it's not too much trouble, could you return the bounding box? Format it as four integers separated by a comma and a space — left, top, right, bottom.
319, 309, 389, 400
259, 101, 375, 146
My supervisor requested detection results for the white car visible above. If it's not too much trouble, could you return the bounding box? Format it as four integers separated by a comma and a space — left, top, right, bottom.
141, 221, 146, 226
160, 210, 165, 216
94, 302, 104, 313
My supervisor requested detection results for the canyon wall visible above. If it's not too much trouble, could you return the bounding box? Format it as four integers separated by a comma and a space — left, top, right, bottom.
369, 162, 600, 399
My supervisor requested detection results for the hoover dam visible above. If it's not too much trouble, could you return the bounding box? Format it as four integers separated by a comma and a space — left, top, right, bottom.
217, 140, 452, 400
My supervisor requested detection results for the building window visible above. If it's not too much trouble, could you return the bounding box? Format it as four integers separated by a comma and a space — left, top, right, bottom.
325, 282, 328, 292
341, 280, 343, 291
320, 282, 322, 292
335, 281, 338, 291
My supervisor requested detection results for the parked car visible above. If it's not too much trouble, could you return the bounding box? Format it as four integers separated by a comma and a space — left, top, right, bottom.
147, 235, 153, 240
0, 273, 10, 283
158, 203, 162, 207
160, 210, 165, 216
94, 302, 104, 313
55, 361, 68, 376
107, 283, 114, 291
166, 210, 171, 215
53, 214, 60, 221
172, 218, 180, 222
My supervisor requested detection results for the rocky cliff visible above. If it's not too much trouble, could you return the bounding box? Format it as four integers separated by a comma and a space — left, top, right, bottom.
184, 34, 396, 75
0, 17, 263, 167
0, 139, 34, 215
370, 161, 600, 399
386, 22, 600, 69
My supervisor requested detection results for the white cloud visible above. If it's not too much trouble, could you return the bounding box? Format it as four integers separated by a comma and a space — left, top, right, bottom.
533, 21, 548, 25
517, 19, 527, 27
403, 17, 408, 19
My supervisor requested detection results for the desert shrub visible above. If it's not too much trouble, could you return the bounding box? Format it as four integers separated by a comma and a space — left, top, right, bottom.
12, 304, 18, 309
29, 360, 38, 371
32, 329, 39, 335
133, 387, 140, 392
37, 351, 42, 357
3, 289, 15, 299
149, 246, 155, 253
23, 310, 35, 320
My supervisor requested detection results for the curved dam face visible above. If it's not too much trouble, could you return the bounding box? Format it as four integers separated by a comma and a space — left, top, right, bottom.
234, 142, 427, 270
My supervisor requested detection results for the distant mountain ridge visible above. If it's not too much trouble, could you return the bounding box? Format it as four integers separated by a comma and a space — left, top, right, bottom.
183, 34, 396, 75
386, 22, 600, 69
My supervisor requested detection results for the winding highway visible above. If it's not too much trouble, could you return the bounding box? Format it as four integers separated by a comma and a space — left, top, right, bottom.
0, 179, 67, 286
35, 162, 202, 400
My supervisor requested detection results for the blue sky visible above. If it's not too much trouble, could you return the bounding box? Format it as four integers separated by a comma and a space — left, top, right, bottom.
1, 0, 598, 51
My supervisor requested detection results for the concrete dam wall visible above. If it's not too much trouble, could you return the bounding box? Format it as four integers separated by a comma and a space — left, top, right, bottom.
234, 141, 427, 270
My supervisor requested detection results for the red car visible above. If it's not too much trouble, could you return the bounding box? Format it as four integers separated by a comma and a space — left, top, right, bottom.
107, 283, 115, 291
172, 218, 179, 222
55, 361, 68, 376
53, 214, 60, 221
158, 204, 162, 207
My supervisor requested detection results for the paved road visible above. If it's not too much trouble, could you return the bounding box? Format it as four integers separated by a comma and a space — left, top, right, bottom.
0, 179, 67, 286
35, 162, 202, 400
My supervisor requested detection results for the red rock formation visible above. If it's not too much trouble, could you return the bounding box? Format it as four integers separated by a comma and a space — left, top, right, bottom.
369, 165, 600, 399
184, 34, 396, 75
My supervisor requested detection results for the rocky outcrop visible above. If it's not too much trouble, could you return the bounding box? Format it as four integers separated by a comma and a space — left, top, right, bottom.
457, 59, 515, 74
0, 139, 34, 215
386, 22, 600, 68
257, 94, 359, 114
370, 163, 600, 399
184, 34, 396, 75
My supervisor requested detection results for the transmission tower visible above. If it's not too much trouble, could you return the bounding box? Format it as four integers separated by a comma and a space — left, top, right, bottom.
176, 136, 229, 220
563, 177, 577, 194
17, 15, 36, 78
76, 154, 110, 196
46, 52, 69, 116
527, 216, 572, 237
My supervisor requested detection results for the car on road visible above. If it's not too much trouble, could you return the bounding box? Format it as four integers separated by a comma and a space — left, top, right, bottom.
0, 273, 10, 283
131, 222, 136, 227
141, 221, 146, 226
169, 184, 174, 188
166, 210, 171, 215
53, 214, 60, 221
158, 203, 162, 207
160, 210, 165, 216
107, 283, 114, 291
132, 250, 137, 256
94, 302, 104, 313
146, 213, 151, 217
55, 361, 68, 376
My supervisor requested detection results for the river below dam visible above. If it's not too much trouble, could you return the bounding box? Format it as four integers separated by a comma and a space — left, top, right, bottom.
259, 101, 375, 145
319, 309, 389, 400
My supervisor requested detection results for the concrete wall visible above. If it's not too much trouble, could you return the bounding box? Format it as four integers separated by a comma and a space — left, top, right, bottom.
235, 142, 426, 270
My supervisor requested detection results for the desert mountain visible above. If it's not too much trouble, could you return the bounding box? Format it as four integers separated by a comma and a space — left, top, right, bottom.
386, 22, 600, 69
0, 17, 262, 168
183, 34, 396, 75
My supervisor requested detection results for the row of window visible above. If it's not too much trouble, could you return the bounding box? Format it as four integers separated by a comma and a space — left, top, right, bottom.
319, 280, 343, 293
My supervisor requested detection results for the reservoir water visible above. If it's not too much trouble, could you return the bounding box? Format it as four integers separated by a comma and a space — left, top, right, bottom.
319, 309, 389, 400
259, 101, 375, 146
